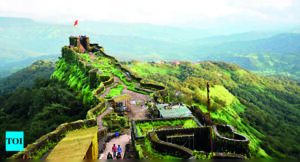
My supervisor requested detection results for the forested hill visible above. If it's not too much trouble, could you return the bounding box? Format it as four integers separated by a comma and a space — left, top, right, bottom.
125, 61, 300, 159
0, 60, 56, 95
0, 77, 94, 159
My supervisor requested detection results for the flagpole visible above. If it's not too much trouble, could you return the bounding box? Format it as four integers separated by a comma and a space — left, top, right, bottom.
73, 20, 79, 37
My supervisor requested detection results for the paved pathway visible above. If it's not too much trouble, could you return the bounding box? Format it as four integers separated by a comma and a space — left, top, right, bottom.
99, 134, 131, 159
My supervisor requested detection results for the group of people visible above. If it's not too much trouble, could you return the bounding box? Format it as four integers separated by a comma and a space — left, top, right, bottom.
107, 144, 122, 159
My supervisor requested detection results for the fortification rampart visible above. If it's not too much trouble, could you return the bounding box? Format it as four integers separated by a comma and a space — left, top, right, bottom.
213, 125, 250, 156
131, 116, 249, 159
149, 127, 248, 159
131, 117, 202, 140
90, 43, 168, 102
148, 131, 194, 159
11, 44, 110, 159
190, 105, 215, 125
10, 119, 98, 159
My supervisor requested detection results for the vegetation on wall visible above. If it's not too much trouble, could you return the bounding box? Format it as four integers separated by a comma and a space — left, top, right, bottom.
52, 48, 102, 105
136, 119, 199, 136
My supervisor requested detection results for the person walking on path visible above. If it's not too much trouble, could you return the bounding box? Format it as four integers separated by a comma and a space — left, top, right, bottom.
116, 152, 121, 159
117, 145, 122, 155
112, 144, 117, 158
107, 152, 113, 159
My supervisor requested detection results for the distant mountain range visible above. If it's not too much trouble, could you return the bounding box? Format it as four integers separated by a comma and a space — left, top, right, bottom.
0, 17, 299, 79
193, 33, 300, 79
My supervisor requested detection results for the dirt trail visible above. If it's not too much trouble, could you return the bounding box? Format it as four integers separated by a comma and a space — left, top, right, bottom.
122, 87, 149, 120
97, 75, 149, 128
96, 76, 120, 130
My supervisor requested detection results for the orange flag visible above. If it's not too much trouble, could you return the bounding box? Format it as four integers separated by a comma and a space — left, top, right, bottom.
73, 20, 78, 26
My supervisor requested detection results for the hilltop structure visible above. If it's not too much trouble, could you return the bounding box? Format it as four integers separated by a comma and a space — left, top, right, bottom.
156, 103, 193, 118
69, 35, 96, 53
11, 36, 250, 160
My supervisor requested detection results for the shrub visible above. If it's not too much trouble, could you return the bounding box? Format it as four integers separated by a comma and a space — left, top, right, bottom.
120, 117, 127, 126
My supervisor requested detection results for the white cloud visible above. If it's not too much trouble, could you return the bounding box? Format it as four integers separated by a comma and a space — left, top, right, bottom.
0, 0, 299, 26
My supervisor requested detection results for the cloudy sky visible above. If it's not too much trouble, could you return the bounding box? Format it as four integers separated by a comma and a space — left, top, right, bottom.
0, 0, 299, 28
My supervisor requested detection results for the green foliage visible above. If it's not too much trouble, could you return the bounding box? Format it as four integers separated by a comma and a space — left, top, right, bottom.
135, 144, 144, 159
52, 58, 98, 105
106, 83, 125, 98
120, 117, 127, 126
128, 60, 300, 159
0, 78, 90, 159
32, 141, 58, 159
182, 119, 198, 128
136, 126, 143, 136
135, 137, 181, 159
193, 150, 207, 159
136, 119, 198, 136
101, 113, 128, 132
0, 60, 56, 95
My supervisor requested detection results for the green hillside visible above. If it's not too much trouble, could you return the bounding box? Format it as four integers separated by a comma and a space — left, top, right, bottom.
1, 36, 299, 159
125, 61, 300, 159
0, 60, 56, 95
0, 77, 94, 159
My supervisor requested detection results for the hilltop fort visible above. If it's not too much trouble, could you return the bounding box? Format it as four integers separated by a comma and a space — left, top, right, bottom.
10, 36, 250, 160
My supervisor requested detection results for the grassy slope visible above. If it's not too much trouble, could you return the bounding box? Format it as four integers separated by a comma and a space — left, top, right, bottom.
127, 61, 300, 159
52, 58, 96, 105
106, 83, 125, 98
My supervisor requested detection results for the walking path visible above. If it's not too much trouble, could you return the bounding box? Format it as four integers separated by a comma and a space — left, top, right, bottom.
96, 76, 120, 130
79, 51, 153, 158
99, 134, 131, 159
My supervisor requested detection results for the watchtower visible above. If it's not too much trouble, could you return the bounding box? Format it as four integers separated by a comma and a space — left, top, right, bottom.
69, 36, 91, 53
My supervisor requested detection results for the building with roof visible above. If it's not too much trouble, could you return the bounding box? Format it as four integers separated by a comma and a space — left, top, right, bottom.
170, 61, 182, 65
156, 103, 193, 118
